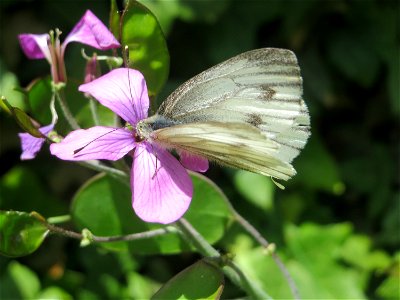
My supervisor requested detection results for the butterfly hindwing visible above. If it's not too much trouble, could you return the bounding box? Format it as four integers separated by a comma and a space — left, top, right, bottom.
152, 121, 296, 180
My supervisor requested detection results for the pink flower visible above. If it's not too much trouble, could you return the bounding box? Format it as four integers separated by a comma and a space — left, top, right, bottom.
18, 124, 54, 160
50, 68, 208, 224
18, 10, 120, 83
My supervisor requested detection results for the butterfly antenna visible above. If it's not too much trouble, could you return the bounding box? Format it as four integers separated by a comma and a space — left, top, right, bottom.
125, 45, 145, 122
150, 144, 160, 179
73, 127, 125, 155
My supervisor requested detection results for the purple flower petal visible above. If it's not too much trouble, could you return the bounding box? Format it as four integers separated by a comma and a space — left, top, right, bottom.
79, 68, 149, 125
179, 151, 209, 173
63, 10, 120, 51
18, 124, 54, 160
132, 143, 193, 224
50, 126, 135, 161
18, 33, 51, 62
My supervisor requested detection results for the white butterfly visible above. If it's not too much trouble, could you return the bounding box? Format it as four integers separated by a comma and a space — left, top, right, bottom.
137, 48, 310, 181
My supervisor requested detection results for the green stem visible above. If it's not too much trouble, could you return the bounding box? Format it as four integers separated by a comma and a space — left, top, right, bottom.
47, 215, 71, 224
176, 218, 272, 299
55, 89, 80, 130
45, 222, 177, 243
89, 97, 100, 125
112, 159, 131, 175
79, 161, 129, 186
49, 93, 58, 125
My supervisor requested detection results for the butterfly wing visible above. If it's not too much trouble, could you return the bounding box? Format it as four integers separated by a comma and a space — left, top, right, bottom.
157, 48, 310, 164
152, 121, 296, 181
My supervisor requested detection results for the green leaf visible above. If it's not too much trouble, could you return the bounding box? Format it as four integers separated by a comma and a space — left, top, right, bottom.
327, 31, 379, 87
12, 107, 43, 138
0, 96, 12, 114
234, 170, 274, 211
294, 134, 345, 194
75, 101, 116, 128
0, 66, 26, 111
109, 0, 121, 41
121, 0, 170, 96
0, 166, 67, 216
37, 286, 73, 300
25, 77, 53, 125
126, 271, 160, 299
285, 222, 352, 263
0, 261, 41, 299
339, 235, 391, 271
232, 223, 369, 299
0, 97, 43, 137
138, 0, 230, 34
376, 252, 400, 299
0, 211, 49, 257
71, 172, 232, 254
152, 260, 224, 300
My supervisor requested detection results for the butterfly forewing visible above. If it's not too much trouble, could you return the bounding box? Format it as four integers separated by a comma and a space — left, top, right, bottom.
149, 48, 310, 180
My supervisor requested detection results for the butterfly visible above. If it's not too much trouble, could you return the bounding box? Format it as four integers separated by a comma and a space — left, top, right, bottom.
136, 48, 311, 182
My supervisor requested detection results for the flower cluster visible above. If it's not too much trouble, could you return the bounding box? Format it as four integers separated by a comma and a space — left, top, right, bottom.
19, 10, 120, 83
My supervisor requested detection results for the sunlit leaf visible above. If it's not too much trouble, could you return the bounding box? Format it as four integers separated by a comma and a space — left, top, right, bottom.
339, 235, 391, 271
37, 286, 73, 300
233, 223, 369, 299
0, 67, 26, 110
376, 252, 400, 300
152, 260, 224, 300
121, 0, 169, 96
126, 271, 160, 299
0, 211, 49, 257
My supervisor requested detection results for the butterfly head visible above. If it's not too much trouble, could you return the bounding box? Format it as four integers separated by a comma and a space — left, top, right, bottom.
135, 119, 153, 142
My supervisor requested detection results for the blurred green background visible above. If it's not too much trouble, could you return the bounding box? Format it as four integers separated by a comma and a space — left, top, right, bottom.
0, 0, 399, 299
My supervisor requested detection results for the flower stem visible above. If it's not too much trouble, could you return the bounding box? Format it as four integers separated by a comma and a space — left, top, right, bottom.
89, 97, 100, 125
55, 89, 80, 130
50, 93, 58, 125
47, 215, 71, 224
176, 218, 272, 299
79, 160, 129, 186
45, 222, 177, 243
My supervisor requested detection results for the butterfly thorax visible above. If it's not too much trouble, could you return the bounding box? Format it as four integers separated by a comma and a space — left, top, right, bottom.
136, 114, 181, 141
